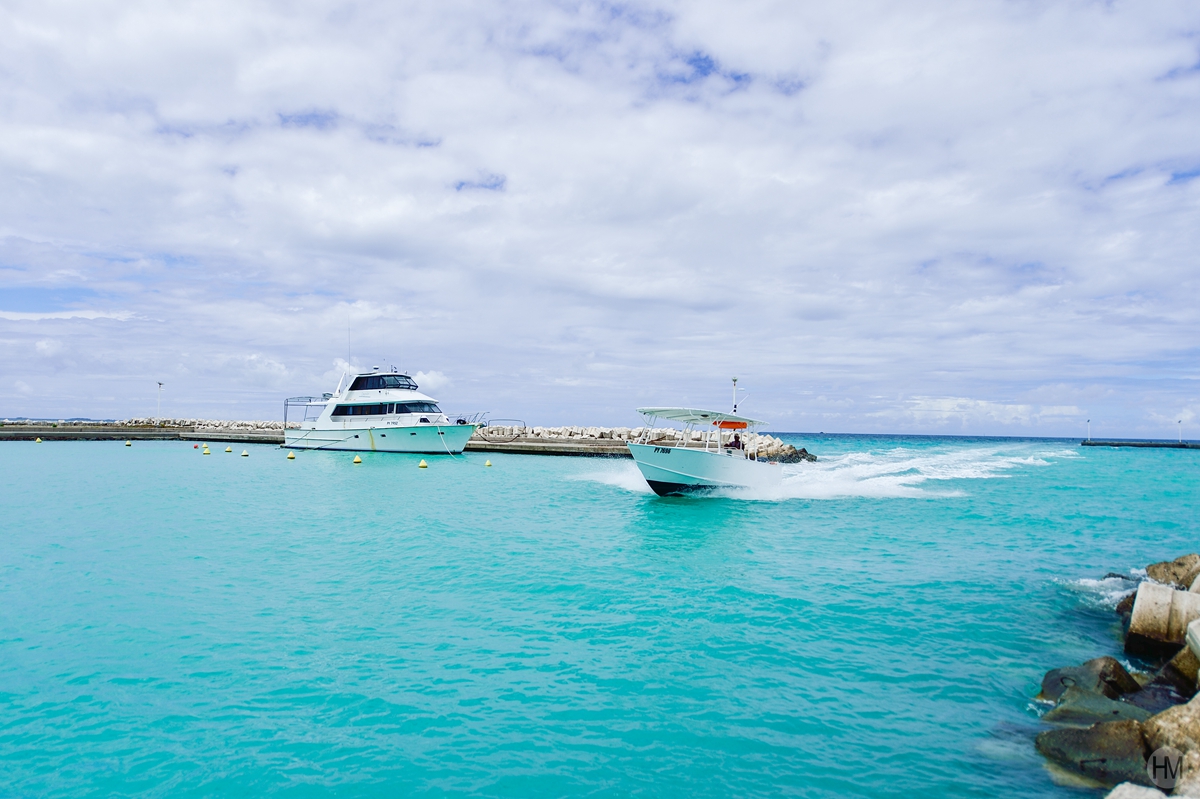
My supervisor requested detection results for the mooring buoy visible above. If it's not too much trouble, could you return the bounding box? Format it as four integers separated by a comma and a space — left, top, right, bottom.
485, 460, 492, 467
418, 459, 428, 468
287, 452, 295, 460
353, 455, 362, 464
241, 450, 248, 457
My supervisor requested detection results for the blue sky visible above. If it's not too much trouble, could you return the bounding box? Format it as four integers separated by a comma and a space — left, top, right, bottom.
1, 0, 1198, 436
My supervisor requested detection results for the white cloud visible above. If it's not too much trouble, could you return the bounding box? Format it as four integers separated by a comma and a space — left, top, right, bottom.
879, 397, 1085, 430
414, 370, 450, 392
0, 1, 1197, 432
0, 311, 133, 321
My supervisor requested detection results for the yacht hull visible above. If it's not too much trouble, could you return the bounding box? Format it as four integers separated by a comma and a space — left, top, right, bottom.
284, 424, 476, 454
627, 442, 782, 496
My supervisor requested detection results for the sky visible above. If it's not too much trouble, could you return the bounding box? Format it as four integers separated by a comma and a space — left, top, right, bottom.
1, 0, 1198, 437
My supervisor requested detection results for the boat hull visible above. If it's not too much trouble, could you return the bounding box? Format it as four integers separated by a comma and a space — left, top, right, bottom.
284, 424, 476, 454
627, 442, 782, 496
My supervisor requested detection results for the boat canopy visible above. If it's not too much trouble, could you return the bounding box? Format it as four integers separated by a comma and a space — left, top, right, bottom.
636, 407, 767, 427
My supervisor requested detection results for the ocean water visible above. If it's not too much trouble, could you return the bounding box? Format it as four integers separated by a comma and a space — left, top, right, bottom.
1, 435, 1198, 798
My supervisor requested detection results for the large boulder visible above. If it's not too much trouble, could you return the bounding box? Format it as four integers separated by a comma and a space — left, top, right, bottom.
1123, 678, 1193, 716
1127, 583, 1200, 657
776, 445, 817, 463
1036, 719, 1151, 787
1147, 555, 1200, 591
1040, 657, 1144, 702
1161, 646, 1199, 698
1119, 592, 1138, 623
1143, 694, 1200, 796
1119, 638, 1199, 716
1043, 686, 1153, 727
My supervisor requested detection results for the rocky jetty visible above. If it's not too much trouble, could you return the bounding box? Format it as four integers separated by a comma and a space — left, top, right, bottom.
475, 425, 816, 462
0, 417, 299, 430
126, 418, 299, 430
1033, 555, 1200, 797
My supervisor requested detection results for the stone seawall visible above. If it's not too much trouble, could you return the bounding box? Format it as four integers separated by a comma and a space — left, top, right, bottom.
474, 425, 815, 462
1, 419, 816, 461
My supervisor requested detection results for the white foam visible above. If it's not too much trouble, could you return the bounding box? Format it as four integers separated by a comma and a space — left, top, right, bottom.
1062, 574, 1137, 609
577, 442, 1070, 501
569, 462, 654, 494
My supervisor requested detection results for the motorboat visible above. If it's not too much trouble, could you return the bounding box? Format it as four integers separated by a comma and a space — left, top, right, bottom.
627, 403, 783, 496
283, 368, 476, 454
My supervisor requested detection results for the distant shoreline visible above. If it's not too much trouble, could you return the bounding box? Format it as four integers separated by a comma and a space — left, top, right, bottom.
1, 419, 1194, 449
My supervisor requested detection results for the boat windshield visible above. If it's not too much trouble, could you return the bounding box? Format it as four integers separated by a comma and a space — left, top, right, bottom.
332, 402, 441, 417
349, 374, 418, 391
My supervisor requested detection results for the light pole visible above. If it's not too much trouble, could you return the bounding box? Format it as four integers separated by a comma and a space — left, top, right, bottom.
157, 382, 164, 424
1180, 420, 1183, 444
1087, 419, 1090, 442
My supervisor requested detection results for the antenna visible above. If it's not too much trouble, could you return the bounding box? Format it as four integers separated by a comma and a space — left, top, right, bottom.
157, 381, 164, 423
732, 377, 738, 413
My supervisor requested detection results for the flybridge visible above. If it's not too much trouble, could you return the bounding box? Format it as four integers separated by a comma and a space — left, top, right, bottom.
349, 374, 418, 391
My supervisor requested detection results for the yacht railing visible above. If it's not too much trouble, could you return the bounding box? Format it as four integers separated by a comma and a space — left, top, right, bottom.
283, 395, 331, 427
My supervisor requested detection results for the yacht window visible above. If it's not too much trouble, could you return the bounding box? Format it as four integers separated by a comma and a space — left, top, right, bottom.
349, 374, 418, 391
394, 402, 441, 414
331, 404, 390, 417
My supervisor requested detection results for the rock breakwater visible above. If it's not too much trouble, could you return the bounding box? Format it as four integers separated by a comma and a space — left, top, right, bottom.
0, 418, 299, 430
476, 425, 816, 462
1034, 555, 1200, 797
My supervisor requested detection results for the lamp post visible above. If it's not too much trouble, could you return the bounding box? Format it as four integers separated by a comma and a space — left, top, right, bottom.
1087, 419, 1090, 442
1180, 420, 1183, 444
157, 382, 163, 424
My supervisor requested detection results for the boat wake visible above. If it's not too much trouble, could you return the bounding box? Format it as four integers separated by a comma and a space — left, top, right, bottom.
576, 443, 1066, 501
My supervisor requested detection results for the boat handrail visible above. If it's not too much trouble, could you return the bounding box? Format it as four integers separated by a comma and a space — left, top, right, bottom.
283, 395, 331, 427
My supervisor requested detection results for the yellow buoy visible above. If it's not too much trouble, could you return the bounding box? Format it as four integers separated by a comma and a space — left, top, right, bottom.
353, 455, 362, 464
241, 450, 248, 457
418, 459, 428, 468
35, 437, 42, 443
225, 446, 232, 453
125, 440, 131, 447
287, 452, 295, 460
202, 448, 211, 455
485, 460, 492, 467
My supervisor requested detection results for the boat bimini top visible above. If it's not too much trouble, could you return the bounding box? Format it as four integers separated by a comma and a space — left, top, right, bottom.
635, 407, 767, 429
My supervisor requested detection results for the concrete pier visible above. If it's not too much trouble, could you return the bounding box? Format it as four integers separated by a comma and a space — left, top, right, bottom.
465, 436, 630, 457
0, 421, 801, 459
0, 423, 284, 444
1082, 440, 1200, 450
0, 424, 633, 454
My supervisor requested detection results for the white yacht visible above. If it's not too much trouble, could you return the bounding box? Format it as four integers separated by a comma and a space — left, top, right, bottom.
627, 404, 782, 496
283, 369, 476, 454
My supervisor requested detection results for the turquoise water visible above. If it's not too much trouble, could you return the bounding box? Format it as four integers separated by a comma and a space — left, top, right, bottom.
2, 436, 1198, 797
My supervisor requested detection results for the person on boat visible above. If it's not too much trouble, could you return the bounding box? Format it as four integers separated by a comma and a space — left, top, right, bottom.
730, 433, 743, 450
